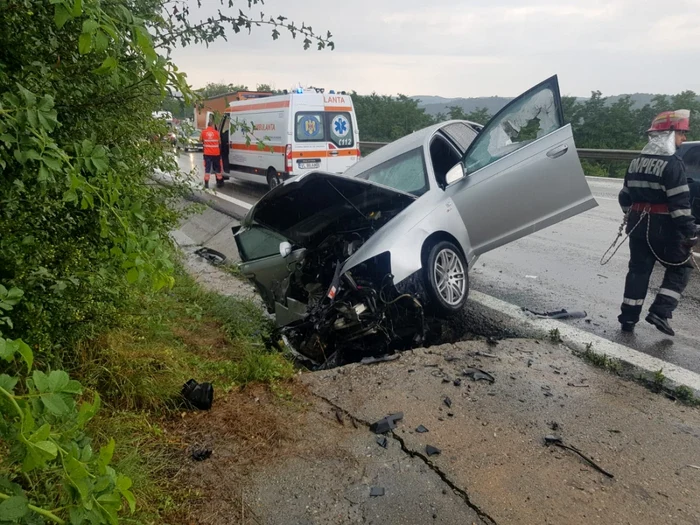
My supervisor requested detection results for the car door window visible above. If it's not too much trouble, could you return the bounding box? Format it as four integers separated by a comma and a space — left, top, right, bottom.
237, 225, 290, 261
463, 77, 563, 174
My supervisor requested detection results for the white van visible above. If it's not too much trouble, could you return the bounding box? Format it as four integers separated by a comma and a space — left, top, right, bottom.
218, 89, 361, 189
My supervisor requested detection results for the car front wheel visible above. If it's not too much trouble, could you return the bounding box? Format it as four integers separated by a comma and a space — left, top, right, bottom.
424, 241, 468, 314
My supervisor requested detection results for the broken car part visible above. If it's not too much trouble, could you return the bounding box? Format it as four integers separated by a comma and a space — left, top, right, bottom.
426, 445, 441, 457
369, 412, 404, 434
370, 487, 385, 497
193, 247, 227, 266
544, 435, 614, 478
376, 436, 388, 448
462, 368, 495, 383
523, 308, 587, 320
191, 448, 212, 461
181, 379, 214, 410
416, 425, 429, 433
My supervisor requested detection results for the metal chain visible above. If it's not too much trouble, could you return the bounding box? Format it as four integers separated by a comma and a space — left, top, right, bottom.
601, 208, 700, 272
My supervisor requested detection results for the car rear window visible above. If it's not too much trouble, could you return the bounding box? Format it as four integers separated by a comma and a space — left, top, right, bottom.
295, 112, 325, 143
352, 147, 428, 196
327, 112, 354, 148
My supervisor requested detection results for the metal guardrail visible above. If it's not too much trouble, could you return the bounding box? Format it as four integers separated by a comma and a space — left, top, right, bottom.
359, 141, 641, 162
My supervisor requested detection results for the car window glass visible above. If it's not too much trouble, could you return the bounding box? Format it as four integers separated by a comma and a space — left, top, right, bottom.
353, 148, 428, 196
327, 112, 354, 147
441, 123, 477, 153
237, 225, 289, 261
464, 83, 562, 174
295, 112, 325, 142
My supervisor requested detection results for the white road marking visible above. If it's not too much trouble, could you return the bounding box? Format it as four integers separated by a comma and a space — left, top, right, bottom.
469, 290, 700, 395
205, 188, 253, 210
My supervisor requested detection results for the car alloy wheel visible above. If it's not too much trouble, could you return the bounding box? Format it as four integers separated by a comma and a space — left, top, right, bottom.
423, 240, 469, 314
433, 248, 466, 306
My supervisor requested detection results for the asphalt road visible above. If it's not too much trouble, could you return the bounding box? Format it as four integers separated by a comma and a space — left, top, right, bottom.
178, 151, 700, 374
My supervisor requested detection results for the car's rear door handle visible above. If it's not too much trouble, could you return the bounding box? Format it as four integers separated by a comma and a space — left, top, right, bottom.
547, 145, 568, 159
329, 151, 339, 156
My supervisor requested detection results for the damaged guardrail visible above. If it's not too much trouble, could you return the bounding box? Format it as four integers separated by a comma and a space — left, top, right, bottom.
359, 141, 641, 161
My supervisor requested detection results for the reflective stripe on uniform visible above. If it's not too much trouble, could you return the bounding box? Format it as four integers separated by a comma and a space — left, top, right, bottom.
670, 209, 692, 218
666, 184, 689, 197
622, 298, 645, 306
658, 288, 681, 300
627, 180, 665, 191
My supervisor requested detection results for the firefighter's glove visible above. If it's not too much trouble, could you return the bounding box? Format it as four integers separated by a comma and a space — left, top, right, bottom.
682, 236, 698, 248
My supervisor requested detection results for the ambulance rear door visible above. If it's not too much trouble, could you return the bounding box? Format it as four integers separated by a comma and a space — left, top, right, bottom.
290, 94, 329, 175
323, 94, 359, 174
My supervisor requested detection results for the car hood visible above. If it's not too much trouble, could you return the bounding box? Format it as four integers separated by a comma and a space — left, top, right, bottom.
242, 171, 417, 249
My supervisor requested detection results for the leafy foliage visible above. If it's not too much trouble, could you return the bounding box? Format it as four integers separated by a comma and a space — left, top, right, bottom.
0, 1, 331, 523
0, 294, 132, 524
0, 0, 332, 361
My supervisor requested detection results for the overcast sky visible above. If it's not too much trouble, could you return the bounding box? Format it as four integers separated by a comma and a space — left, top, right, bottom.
170, 0, 700, 98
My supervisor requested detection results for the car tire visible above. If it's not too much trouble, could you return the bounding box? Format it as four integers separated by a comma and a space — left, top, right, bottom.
423, 241, 469, 315
266, 168, 281, 190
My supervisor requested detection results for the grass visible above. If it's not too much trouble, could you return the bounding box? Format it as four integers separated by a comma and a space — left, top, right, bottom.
577, 342, 623, 375
75, 263, 294, 523
548, 328, 562, 343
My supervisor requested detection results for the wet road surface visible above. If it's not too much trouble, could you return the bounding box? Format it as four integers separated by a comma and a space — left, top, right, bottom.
471, 177, 700, 374
177, 152, 700, 374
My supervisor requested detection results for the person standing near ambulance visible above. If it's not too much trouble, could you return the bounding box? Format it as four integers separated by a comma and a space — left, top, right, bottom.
200, 118, 223, 188
618, 110, 698, 336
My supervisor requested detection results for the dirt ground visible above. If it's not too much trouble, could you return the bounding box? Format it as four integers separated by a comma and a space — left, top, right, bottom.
172, 249, 700, 525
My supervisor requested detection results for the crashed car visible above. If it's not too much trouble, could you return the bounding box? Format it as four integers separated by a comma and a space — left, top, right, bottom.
232, 76, 598, 366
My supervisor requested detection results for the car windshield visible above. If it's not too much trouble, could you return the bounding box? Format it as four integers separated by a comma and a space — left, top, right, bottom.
352, 148, 428, 196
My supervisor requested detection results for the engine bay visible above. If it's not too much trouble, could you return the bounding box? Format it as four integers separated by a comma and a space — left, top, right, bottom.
281, 229, 427, 369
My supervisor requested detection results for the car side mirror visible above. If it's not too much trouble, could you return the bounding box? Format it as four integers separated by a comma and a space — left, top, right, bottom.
279, 241, 292, 258
445, 163, 465, 185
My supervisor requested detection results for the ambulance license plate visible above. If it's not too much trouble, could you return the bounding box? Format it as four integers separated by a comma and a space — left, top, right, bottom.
299, 161, 320, 169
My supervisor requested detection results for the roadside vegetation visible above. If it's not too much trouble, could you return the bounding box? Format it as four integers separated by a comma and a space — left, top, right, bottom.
0, 1, 327, 523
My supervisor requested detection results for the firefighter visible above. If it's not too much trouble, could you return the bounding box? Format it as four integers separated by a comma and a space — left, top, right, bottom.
200, 118, 223, 189
618, 110, 698, 336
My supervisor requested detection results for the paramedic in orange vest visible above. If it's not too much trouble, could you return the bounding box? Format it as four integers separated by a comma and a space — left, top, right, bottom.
200, 119, 223, 188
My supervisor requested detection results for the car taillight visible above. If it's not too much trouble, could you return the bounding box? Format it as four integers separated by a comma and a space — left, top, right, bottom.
285, 144, 292, 172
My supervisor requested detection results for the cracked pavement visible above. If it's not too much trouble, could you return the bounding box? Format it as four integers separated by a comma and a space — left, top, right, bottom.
279, 339, 700, 525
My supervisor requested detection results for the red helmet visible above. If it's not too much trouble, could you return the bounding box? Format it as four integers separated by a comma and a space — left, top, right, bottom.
647, 109, 690, 133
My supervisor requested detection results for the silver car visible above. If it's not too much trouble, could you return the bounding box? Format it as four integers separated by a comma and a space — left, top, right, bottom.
232, 76, 598, 366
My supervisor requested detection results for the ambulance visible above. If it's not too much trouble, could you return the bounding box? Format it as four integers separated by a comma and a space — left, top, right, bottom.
217, 88, 361, 189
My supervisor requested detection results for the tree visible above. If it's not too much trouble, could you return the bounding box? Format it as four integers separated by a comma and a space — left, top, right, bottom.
464, 107, 491, 125
352, 92, 434, 142
256, 83, 273, 92
197, 82, 249, 99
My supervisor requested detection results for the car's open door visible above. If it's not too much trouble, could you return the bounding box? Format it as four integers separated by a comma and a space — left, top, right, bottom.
445, 75, 597, 258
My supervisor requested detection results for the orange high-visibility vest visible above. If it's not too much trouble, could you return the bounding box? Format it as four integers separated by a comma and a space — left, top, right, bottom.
201, 126, 220, 156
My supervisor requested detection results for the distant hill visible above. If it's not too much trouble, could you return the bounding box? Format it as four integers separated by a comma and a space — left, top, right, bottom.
411, 93, 687, 117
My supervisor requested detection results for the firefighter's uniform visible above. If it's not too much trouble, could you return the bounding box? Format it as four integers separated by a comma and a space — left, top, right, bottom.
618, 110, 697, 336
200, 124, 223, 188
